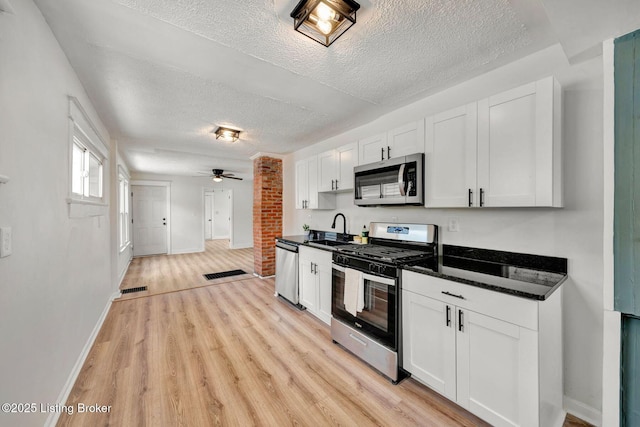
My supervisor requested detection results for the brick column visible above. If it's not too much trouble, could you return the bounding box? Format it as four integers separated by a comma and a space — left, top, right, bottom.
253, 156, 283, 277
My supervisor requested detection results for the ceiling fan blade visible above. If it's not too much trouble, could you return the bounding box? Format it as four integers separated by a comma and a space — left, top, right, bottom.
224, 176, 243, 180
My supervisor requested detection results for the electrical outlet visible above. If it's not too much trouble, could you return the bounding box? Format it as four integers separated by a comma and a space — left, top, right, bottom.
447, 218, 460, 232
0, 227, 12, 257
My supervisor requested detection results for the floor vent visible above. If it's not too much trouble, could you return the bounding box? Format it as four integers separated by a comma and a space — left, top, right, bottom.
121, 286, 148, 294
203, 269, 247, 280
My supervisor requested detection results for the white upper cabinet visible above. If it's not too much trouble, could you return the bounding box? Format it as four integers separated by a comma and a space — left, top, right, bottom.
358, 132, 388, 164
336, 142, 357, 190
317, 142, 358, 192
295, 158, 310, 209
477, 77, 562, 207
424, 77, 562, 208
296, 156, 335, 210
387, 120, 425, 158
317, 150, 337, 192
425, 104, 478, 207
358, 120, 425, 165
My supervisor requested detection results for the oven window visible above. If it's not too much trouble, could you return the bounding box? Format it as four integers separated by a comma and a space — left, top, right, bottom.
359, 279, 390, 331
332, 267, 395, 339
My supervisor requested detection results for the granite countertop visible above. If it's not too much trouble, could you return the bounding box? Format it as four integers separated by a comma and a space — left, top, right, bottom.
403, 245, 568, 301
276, 235, 309, 245
277, 231, 356, 251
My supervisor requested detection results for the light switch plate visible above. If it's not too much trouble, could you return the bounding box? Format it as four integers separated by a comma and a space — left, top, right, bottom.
0, 227, 12, 257
447, 218, 460, 232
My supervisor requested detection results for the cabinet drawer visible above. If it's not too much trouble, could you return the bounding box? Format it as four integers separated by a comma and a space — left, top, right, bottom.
402, 271, 538, 330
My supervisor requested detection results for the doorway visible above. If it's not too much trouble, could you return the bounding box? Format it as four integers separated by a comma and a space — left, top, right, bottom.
132, 184, 169, 256
204, 189, 231, 241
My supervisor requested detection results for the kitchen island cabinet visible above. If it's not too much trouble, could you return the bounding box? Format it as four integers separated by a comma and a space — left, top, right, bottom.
402, 270, 564, 427
299, 245, 332, 324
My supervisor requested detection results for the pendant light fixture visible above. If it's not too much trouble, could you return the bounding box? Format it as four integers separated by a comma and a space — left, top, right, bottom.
290, 0, 360, 47
213, 126, 240, 142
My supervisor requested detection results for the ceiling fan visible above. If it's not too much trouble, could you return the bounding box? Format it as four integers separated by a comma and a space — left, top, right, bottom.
203, 169, 243, 182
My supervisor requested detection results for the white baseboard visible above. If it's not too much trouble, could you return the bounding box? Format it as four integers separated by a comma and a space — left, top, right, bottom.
117, 257, 132, 288
44, 291, 119, 427
564, 395, 602, 426
171, 247, 205, 255
230, 243, 253, 249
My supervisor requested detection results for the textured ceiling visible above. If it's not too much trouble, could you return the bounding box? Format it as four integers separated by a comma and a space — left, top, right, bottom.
32, 0, 640, 178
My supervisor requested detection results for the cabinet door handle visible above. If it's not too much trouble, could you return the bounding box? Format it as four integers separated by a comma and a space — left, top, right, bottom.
314, 263, 318, 274
310, 262, 314, 273
480, 188, 485, 207
387, 146, 391, 159
468, 189, 473, 207
381, 147, 385, 161
442, 291, 465, 300
445, 305, 451, 327
335, 180, 339, 190
458, 309, 464, 332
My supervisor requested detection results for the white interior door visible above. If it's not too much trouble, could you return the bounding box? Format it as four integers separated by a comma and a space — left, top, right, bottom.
132, 185, 168, 256
204, 192, 213, 240
212, 189, 230, 239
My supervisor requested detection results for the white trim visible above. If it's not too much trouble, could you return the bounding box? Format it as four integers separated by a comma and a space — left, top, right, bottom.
44, 291, 120, 427
117, 256, 132, 288
229, 242, 253, 249
66, 197, 108, 207
564, 395, 602, 427
68, 96, 108, 157
171, 248, 206, 255
117, 164, 130, 180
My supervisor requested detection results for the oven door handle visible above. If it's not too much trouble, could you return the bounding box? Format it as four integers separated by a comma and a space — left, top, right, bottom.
361, 272, 396, 286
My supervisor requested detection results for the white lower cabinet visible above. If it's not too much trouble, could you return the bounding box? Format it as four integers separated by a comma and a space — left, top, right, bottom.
299, 246, 332, 325
402, 271, 564, 427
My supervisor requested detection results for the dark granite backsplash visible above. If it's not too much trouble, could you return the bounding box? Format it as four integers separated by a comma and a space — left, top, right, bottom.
443, 245, 567, 275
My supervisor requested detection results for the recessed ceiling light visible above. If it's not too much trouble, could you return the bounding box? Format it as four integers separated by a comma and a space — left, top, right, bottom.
213, 126, 240, 142
290, 0, 360, 47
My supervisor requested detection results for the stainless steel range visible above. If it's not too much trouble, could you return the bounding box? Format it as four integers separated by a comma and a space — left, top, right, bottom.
331, 222, 438, 383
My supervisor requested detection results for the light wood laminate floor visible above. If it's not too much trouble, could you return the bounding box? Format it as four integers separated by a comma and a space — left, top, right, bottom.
117, 239, 254, 300
58, 241, 591, 426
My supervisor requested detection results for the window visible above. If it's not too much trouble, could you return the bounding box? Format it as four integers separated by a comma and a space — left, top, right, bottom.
68, 97, 108, 206
118, 171, 130, 250
71, 133, 103, 199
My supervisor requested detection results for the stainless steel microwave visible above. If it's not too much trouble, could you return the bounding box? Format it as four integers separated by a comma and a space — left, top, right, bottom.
354, 153, 424, 206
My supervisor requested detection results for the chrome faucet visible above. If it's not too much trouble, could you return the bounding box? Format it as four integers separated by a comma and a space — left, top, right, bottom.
331, 213, 347, 238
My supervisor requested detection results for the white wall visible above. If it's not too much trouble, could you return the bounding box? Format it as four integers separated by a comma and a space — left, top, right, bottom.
283, 44, 605, 423
131, 173, 254, 254
0, 2, 116, 426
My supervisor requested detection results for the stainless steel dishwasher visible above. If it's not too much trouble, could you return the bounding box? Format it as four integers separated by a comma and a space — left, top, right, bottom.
275, 240, 302, 307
